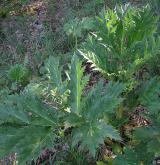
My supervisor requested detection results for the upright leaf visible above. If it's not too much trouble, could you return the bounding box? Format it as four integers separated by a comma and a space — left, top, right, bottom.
45, 56, 62, 88
70, 55, 89, 114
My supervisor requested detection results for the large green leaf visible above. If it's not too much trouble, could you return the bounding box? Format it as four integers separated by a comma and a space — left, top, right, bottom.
72, 121, 121, 156
81, 81, 124, 120
0, 125, 54, 164
70, 55, 89, 114
0, 92, 58, 164
66, 56, 124, 156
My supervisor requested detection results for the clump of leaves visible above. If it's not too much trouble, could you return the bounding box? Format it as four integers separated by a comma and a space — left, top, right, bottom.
113, 77, 160, 165
0, 92, 59, 164
8, 64, 30, 85
66, 55, 124, 156
0, 55, 125, 164
78, 4, 160, 165
79, 5, 159, 81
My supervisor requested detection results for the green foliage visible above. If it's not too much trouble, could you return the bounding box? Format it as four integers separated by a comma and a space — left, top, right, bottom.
135, 77, 160, 156
8, 64, 30, 85
69, 55, 89, 114
113, 77, 160, 165
139, 77, 160, 115
79, 5, 159, 80
1, 0, 160, 164
113, 146, 154, 165
43, 56, 68, 97
0, 92, 59, 164
0, 55, 125, 163
77, 4, 160, 164
71, 122, 121, 156
55, 147, 89, 165
45, 56, 63, 88
66, 55, 124, 156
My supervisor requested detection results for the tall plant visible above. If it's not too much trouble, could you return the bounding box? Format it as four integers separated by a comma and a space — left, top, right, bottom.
79, 5, 158, 81
0, 55, 125, 164
79, 4, 160, 165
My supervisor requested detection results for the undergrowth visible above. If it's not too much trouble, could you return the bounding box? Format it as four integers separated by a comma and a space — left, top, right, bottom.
0, 0, 160, 165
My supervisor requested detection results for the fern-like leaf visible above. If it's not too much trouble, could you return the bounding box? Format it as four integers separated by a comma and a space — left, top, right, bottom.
0, 125, 54, 164
0, 92, 59, 164
79, 5, 158, 79
66, 56, 124, 156
70, 55, 89, 114
72, 121, 121, 156
81, 81, 124, 120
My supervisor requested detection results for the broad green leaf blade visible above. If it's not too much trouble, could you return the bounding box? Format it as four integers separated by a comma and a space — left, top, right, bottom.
0, 125, 54, 164
70, 55, 89, 114
21, 93, 57, 126
65, 112, 85, 128
0, 92, 58, 127
113, 157, 129, 165
78, 36, 108, 74
82, 81, 124, 120
0, 104, 29, 124
0, 92, 58, 163
72, 121, 121, 157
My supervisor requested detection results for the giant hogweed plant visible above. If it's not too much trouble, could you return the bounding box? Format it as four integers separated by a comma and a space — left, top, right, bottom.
79, 5, 159, 82
79, 3, 160, 120
1, 4, 160, 165
66, 55, 125, 156
78, 4, 160, 164
0, 55, 125, 164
